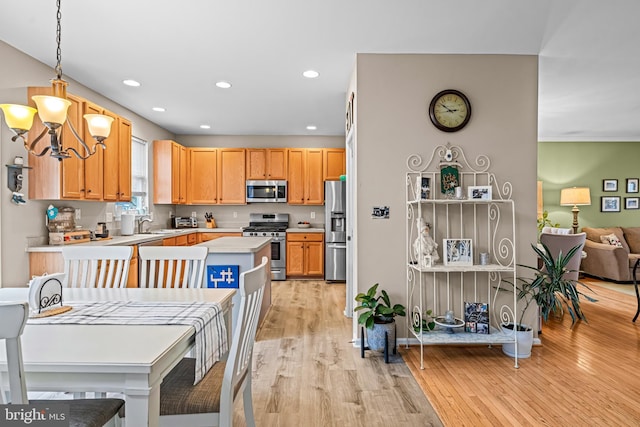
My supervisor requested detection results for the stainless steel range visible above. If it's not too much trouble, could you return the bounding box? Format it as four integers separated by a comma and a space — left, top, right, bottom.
242, 213, 288, 281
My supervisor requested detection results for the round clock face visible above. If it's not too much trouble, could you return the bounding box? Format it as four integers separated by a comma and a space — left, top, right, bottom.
429, 89, 471, 132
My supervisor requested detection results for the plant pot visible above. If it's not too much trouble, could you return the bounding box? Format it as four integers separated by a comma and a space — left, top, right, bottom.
366, 319, 396, 352
500, 323, 533, 358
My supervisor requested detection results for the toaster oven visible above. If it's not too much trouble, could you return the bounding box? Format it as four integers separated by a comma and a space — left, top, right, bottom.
173, 217, 198, 228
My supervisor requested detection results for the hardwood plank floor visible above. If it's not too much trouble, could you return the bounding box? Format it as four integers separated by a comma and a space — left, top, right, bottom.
239, 280, 443, 427
404, 278, 640, 426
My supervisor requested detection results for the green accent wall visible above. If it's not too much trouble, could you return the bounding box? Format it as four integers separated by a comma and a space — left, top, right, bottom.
538, 141, 640, 230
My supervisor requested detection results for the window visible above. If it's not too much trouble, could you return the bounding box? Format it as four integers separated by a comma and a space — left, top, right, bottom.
116, 136, 148, 214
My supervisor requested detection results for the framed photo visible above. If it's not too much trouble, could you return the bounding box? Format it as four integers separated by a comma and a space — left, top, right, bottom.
468, 185, 492, 200
603, 179, 618, 192
601, 196, 620, 212
625, 197, 639, 210
626, 178, 639, 193
415, 176, 430, 200
443, 238, 473, 266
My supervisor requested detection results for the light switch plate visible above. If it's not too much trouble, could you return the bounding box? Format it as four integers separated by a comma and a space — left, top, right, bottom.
75, 208, 81, 220
106, 212, 113, 222
310, 212, 316, 219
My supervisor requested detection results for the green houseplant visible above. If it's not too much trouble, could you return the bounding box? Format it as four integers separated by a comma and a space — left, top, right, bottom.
501, 242, 597, 357
355, 283, 406, 352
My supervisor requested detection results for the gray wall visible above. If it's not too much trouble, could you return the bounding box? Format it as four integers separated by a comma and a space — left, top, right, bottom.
352, 54, 539, 338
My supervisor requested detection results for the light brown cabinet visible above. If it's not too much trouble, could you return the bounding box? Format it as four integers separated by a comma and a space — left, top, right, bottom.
323, 148, 346, 181
103, 111, 131, 202
217, 148, 246, 204
286, 233, 324, 277
27, 87, 130, 201
197, 232, 242, 243
287, 148, 324, 205
126, 244, 138, 288
246, 148, 287, 180
188, 148, 218, 204
154, 140, 188, 204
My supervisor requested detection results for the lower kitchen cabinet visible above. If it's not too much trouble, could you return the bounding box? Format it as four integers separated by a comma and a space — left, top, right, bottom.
126, 244, 138, 288
197, 232, 242, 243
286, 233, 324, 278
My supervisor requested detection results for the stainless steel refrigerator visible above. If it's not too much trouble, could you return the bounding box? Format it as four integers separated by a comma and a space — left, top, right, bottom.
325, 180, 346, 281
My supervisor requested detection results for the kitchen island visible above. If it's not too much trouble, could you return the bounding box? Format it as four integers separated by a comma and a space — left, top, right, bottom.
196, 236, 272, 329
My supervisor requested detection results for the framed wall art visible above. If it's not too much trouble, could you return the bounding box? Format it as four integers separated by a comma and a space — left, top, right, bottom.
443, 238, 473, 266
603, 179, 618, 192
468, 185, 492, 200
601, 196, 620, 212
625, 197, 639, 210
626, 178, 639, 193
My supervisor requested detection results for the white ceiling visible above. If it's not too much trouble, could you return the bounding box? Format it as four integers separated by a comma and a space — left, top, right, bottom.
2, 0, 640, 141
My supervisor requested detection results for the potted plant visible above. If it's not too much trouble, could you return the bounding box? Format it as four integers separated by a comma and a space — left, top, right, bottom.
501, 242, 597, 358
536, 210, 559, 237
355, 283, 406, 352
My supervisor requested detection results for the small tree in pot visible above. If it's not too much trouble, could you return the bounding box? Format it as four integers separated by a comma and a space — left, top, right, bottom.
355, 283, 406, 353
501, 242, 597, 358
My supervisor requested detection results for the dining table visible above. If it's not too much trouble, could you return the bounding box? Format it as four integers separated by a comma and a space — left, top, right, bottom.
0, 287, 235, 427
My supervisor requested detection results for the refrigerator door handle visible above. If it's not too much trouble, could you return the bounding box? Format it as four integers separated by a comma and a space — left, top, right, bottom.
327, 243, 347, 249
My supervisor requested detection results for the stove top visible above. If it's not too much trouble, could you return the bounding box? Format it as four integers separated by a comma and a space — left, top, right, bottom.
242, 224, 288, 232
243, 213, 289, 233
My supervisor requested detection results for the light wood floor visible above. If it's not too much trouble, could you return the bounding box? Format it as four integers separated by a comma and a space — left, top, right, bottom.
241, 280, 443, 427
404, 278, 640, 426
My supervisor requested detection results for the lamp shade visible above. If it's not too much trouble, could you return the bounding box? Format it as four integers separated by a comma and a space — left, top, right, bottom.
31, 95, 72, 126
560, 187, 591, 206
84, 114, 114, 139
0, 104, 37, 131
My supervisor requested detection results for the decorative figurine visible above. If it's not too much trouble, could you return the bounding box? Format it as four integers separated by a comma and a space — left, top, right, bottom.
413, 218, 440, 267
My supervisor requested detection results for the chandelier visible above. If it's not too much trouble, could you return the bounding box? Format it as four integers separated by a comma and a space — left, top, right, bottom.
0, 0, 113, 160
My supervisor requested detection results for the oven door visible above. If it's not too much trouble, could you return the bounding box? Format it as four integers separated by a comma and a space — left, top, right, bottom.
246, 180, 287, 203
270, 236, 286, 281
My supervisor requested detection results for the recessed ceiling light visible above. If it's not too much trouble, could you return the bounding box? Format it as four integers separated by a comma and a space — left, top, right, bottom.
122, 79, 141, 87
215, 81, 232, 89
200, 125, 211, 129
303, 70, 319, 78
306, 125, 317, 130
152, 107, 166, 112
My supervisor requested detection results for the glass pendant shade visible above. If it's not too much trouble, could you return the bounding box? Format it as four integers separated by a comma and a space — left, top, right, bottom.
0, 104, 38, 132
31, 95, 72, 126
84, 114, 114, 139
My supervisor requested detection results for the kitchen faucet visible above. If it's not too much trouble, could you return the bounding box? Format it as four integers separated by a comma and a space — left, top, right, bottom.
138, 216, 152, 234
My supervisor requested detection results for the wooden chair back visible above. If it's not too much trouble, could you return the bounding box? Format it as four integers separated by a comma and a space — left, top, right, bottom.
62, 246, 133, 288
138, 246, 208, 288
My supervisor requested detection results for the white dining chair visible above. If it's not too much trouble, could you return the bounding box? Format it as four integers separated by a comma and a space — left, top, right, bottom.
156, 256, 268, 427
0, 302, 125, 426
138, 246, 208, 289
63, 246, 133, 288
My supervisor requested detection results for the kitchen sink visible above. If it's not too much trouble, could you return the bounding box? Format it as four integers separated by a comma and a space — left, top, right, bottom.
149, 229, 182, 234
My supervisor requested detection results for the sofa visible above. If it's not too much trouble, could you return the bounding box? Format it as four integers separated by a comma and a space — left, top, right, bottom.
581, 227, 640, 282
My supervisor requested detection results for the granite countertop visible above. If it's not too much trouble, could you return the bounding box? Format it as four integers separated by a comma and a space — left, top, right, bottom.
26, 228, 243, 253
195, 236, 271, 253
286, 227, 325, 233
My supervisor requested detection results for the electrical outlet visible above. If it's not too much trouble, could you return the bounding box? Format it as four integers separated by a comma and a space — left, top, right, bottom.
169, 210, 173, 217
106, 212, 113, 222
149, 212, 154, 221
310, 212, 316, 219
233, 212, 238, 218
75, 208, 81, 220
192, 211, 197, 218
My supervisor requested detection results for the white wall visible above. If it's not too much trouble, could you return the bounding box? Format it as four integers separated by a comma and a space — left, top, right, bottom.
353, 54, 539, 339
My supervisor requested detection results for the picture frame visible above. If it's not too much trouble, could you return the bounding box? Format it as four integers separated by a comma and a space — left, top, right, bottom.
443, 238, 473, 266
601, 196, 620, 212
625, 197, 639, 210
415, 176, 430, 200
626, 178, 639, 193
603, 179, 618, 192
468, 185, 492, 201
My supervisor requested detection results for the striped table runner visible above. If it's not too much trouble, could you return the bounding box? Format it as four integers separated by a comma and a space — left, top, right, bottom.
29, 301, 228, 384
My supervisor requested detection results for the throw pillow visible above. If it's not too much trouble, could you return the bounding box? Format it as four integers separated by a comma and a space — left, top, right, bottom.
600, 233, 623, 247
622, 227, 640, 253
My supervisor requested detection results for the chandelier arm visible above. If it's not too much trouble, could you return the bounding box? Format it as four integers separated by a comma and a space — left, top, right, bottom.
66, 119, 94, 157
17, 128, 54, 157
64, 146, 92, 160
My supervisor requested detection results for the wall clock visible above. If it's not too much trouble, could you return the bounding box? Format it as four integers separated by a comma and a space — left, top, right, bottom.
428, 89, 471, 132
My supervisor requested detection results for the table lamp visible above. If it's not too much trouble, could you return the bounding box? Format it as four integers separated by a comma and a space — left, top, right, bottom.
560, 187, 591, 234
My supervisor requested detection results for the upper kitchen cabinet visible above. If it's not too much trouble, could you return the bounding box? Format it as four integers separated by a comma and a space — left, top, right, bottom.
323, 148, 346, 181
288, 148, 324, 205
27, 87, 130, 201
103, 111, 131, 202
188, 148, 217, 204
246, 148, 288, 180
217, 148, 246, 204
154, 140, 188, 204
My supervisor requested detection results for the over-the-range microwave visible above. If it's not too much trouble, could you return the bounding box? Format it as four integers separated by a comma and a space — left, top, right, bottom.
246, 180, 287, 203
